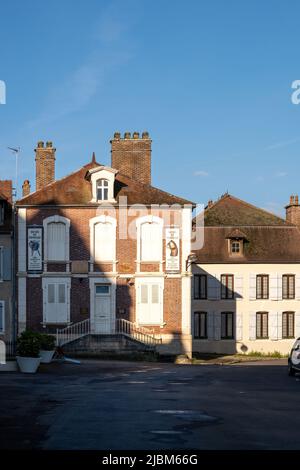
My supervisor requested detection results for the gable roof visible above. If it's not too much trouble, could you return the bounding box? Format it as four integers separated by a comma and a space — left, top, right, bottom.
16, 160, 194, 207
204, 194, 288, 226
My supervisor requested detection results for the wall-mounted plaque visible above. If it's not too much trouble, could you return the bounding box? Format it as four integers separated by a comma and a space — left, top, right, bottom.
28, 227, 43, 272
166, 227, 180, 272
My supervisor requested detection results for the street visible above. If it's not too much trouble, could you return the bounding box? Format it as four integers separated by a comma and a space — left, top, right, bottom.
0, 359, 299, 450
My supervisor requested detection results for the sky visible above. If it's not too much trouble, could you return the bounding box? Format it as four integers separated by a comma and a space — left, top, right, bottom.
1, 0, 300, 216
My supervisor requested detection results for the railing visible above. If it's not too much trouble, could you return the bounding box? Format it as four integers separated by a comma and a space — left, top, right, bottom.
56, 318, 91, 347
116, 318, 162, 346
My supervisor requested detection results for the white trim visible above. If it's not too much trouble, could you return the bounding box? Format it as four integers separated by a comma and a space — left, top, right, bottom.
89, 276, 116, 333
89, 167, 117, 203
18, 208, 27, 272
42, 277, 71, 324
135, 276, 164, 326
89, 215, 117, 268
18, 277, 27, 332
136, 215, 163, 268
43, 215, 70, 262
0, 300, 5, 334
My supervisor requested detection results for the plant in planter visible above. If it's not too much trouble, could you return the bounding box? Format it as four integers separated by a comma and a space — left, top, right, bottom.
16, 331, 41, 374
39, 334, 56, 364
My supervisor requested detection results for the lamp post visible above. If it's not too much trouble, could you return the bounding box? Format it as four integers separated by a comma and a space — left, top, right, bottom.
186, 253, 197, 271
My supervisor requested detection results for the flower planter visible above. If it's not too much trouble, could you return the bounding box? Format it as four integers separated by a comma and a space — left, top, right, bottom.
16, 356, 41, 374
40, 350, 55, 364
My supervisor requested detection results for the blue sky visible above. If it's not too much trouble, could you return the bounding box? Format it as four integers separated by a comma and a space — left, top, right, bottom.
1, 0, 300, 215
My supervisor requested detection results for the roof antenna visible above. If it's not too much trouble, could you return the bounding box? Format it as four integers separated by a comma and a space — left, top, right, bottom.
8, 146, 20, 198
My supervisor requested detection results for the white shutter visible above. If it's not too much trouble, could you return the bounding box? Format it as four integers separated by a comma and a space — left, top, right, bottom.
207, 274, 219, 300
296, 276, 300, 300
295, 311, 300, 338
214, 312, 221, 340
48, 222, 66, 261
234, 276, 243, 300
207, 312, 214, 340
277, 274, 282, 300
236, 312, 243, 341
277, 312, 282, 340
270, 274, 278, 300
269, 311, 278, 340
249, 312, 256, 340
249, 274, 256, 300
95, 222, 115, 261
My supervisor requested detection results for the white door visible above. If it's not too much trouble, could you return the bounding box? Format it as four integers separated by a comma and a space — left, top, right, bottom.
94, 284, 112, 333
138, 282, 162, 325
44, 281, 69, 323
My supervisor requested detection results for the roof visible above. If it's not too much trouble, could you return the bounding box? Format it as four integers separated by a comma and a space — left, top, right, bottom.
193, 194, 300, 263
204, 194, 288, 226
16, 160, 194, 207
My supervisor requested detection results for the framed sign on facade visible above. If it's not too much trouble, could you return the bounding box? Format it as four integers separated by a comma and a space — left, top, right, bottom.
165, 227, 180, 272
27, 227, 43, 272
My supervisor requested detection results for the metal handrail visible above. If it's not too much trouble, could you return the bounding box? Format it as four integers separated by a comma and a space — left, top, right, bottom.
56, 318, 90, 346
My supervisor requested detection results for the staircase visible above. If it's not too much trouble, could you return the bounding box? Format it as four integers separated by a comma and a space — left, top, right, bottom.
56, 318, 162, 355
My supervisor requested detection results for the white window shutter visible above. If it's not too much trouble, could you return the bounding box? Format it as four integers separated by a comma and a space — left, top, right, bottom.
277, 274, 282, 300
296, 276, 300, 300
207, 312, 214, 340
249, 274, 256, 300
214, 312, 221, 340
236, 312, 243, 340
295, 311, 300, 338
249, 312, 256, 340
207, 274, 219, 300
269, 311, 278, 340
277, 312, 282, 340
234, 275, 243, 300
269, 275, 278, 300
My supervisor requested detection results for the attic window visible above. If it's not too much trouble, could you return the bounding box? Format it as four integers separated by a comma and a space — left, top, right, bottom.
229, 239, 243, 256
97, 179, 109, 201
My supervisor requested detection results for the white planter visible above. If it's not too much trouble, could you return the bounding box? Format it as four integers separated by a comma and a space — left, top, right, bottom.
16, 356, 41, 374
40, 350, 55, 364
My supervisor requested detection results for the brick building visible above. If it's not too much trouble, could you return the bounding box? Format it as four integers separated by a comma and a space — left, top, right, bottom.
0, 180, 13, 342
16, 133, 194, 356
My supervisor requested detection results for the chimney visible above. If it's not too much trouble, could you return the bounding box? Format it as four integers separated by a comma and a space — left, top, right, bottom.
286, 194, 300, 226
0, 180, 12, 203
35, 141, 56, 191
22, 179, 31, 197
110, 131, 151, 185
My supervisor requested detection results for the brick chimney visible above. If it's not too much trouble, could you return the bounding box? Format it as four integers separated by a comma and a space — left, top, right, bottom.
35, 141, 56, 191
286, 195, 300, 226
22, 179, 31, 197
0, 180, 12, 203
110, 131, 151, 185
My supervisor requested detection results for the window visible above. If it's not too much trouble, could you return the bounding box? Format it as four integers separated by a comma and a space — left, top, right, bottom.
97, 179, 109, 201
44, 216, 70, 262
194, 275, 207, 299
43, 278, 70, 323
0, 247, 3, 280
282, 275, 295, 299
194, 312, 207, 339
230, 240, 242, 255
96, 285, 110, 295
221, 274, 234, 299
137, 279, 163, 325
256, 312, 268, 339
221, 312, 234, 339
256, 275, 269, 299
137, 216, 163, 262
90, 216, 117, 262
282, 312, 295, 339
0, 301, 4, 334
0, 202, 4, 225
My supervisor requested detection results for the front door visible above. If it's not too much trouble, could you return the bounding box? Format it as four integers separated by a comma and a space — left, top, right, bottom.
94, 284, 112, 333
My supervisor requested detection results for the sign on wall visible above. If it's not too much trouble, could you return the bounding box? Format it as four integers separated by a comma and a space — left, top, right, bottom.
165, 227, 180, 272
28, 227, 43, 272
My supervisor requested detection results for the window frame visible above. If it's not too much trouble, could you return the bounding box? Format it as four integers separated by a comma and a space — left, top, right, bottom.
43, 215, 70, 262
136, 215, 163, 263
194, 274, 207, 300
194, 311, 207, 339
42, 277, 71, 324
282, 275, 295, 300
0, 300, 5, 334
96, 178, 109, 201
256, 311, 269, 339
221, 274, 234, 300
256, 274, 269, 300
282, 311, 295, 339
221, 311, 234, 339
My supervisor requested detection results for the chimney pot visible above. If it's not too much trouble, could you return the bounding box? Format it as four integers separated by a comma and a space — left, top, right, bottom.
207, 199, 213, 208
142, 131, 149, 139
114, 132, 121, 139
295, 195, 299, 205
37, 141, 44, 148
22, 179, 31, 197
133, 132, 139, 139
46, 141, 53, 148
124, 132, 131, 139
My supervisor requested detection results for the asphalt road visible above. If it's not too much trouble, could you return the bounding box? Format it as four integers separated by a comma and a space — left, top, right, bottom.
0, 359, 299, 450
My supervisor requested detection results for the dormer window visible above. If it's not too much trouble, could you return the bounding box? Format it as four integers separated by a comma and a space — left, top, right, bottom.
226, 229, 247, 257
97, 179, 109, 201
231, 240, 241, 254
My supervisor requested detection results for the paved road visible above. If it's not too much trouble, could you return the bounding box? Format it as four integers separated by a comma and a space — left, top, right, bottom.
0, 359, 299, 450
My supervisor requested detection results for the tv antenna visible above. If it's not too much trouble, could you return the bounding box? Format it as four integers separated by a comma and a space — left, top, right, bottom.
7, 146, 20, 198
